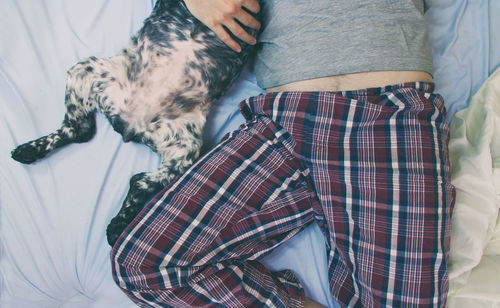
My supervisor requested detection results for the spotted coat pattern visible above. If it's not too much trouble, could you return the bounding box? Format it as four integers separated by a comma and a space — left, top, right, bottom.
11, 0, 261, 246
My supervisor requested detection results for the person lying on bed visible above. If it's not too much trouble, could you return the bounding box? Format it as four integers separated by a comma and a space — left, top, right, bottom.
110, 0, 455, 307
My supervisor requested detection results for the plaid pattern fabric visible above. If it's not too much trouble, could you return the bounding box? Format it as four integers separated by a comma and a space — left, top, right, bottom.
111, 83, 455, 307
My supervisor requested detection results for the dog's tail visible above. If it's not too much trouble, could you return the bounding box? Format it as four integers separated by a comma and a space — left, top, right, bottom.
11, 113, 96, 164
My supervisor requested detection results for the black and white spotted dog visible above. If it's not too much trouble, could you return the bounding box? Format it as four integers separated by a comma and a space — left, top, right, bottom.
11, 0, 261, 246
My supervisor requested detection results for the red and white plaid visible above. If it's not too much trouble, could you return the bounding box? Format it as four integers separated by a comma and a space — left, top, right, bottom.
111, 83, 455, 307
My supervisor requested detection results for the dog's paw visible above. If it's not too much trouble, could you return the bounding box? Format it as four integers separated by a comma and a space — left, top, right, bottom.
127, 173, 164, 203
106, 173, 164, 246
11, 143, 42, 164
106, 216, 129, 246
106, 197, 141, 246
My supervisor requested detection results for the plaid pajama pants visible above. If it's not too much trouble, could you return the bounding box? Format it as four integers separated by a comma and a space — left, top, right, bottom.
111, 83, 455, 307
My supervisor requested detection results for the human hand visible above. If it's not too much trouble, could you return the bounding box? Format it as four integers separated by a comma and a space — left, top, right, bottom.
184, 0, 261, 52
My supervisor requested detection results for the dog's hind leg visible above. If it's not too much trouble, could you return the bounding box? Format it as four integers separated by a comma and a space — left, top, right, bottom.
11, 58, 107, 164
11, 113, 96, 164
106, 142, 201, 246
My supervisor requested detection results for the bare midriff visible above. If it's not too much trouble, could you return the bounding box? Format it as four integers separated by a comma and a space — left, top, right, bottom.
266, 70, 432, 93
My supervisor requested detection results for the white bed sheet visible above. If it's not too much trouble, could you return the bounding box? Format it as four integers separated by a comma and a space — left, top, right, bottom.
1, 2, 156, 307
447, 66, 500, 308
1, 0, 499, 307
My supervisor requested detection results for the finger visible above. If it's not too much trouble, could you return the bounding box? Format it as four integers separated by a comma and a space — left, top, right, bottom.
213, 25, 242, 52
234, 8, 261, 30
225, 18, 257, 45
241, 0, 260, 14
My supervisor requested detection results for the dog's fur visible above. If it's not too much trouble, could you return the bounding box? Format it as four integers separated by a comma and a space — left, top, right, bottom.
11, 0, 260, 246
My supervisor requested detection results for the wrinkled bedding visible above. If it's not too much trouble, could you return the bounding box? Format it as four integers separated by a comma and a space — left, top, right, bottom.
447, 67, 500, 307
1, 0, 499, 307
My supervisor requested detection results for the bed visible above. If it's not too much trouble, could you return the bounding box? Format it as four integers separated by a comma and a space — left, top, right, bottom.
0, 0, 499, 307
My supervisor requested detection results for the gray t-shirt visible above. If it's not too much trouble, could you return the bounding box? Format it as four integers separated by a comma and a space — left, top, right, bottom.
254, 0, 434, 89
